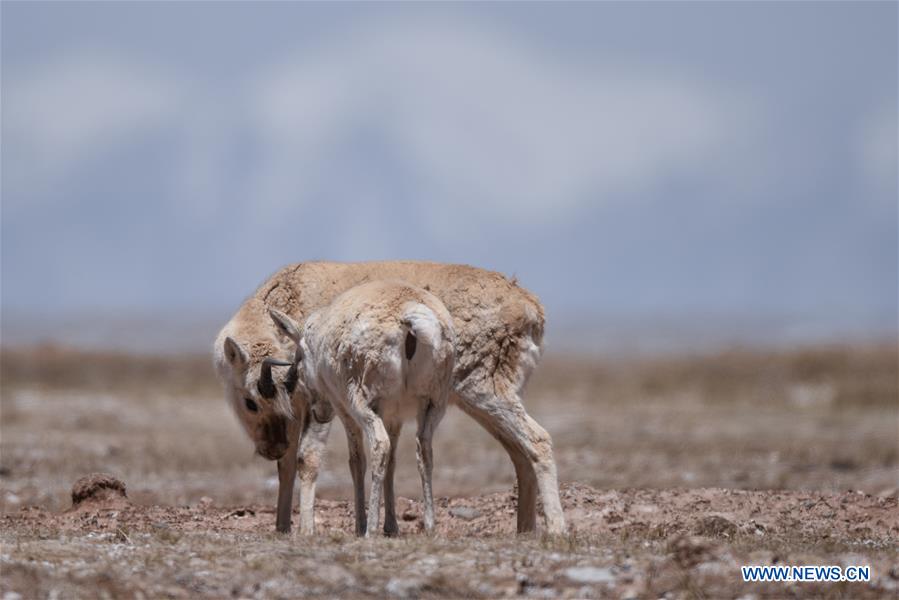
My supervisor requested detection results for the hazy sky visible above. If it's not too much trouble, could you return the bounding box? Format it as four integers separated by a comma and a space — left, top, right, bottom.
2, 2, 896, 340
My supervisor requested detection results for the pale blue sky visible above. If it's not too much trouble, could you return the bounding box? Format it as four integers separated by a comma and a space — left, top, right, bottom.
2, 2, 896, 348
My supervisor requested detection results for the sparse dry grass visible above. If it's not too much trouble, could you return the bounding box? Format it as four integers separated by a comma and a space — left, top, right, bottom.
1, 343, 897, 598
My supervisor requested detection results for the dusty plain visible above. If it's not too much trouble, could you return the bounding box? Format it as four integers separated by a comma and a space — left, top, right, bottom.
1, 343, 897, 598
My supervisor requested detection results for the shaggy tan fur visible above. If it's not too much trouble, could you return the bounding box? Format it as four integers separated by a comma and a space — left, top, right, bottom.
293, 280, 456, 537
214, 261, 565, 535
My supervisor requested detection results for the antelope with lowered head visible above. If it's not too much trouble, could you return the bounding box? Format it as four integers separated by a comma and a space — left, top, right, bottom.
213, 261, 565, 536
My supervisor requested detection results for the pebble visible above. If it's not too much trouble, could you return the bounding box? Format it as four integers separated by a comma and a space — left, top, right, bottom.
449, 506, 481, 521
564, 566, 615, 584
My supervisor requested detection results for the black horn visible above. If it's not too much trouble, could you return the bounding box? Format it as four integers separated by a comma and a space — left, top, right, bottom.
257, 358, 291, 398
283, 345, 305, 394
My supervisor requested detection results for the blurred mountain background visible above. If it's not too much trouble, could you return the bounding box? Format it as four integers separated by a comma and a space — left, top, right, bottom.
2, 2, 896, 354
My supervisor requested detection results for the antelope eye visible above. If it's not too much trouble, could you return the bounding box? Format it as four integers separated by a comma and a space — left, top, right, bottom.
244, 397, 259, 413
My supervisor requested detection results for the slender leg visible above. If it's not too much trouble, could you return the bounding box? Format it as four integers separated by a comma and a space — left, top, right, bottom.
351, 394, 390, 538
383, 420, 402, 536
496, 435, 538, 533
275, 418, 300, 533
334, 402, 367, 537
453, 390, 565, 534
416, 397, 446, 533
296, 414, 331, 536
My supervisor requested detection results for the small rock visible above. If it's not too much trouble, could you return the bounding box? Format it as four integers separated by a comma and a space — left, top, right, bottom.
564, 566, 614, 584
877, 487, 898, 499
449, 506, 481, 521
228, 508, 255, 518
386, 577, 423, 598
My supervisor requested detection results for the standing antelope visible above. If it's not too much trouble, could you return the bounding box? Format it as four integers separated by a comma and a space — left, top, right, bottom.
213, 261, 565, 535
269, 280, 454, 536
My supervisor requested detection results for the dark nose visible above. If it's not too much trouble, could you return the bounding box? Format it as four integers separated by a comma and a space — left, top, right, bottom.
259, 443, 288, 461
257, 416, 289, 460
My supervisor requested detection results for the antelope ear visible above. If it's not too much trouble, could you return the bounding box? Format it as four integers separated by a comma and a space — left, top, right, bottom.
268, 308, 302, 343
223, 336, 249, 369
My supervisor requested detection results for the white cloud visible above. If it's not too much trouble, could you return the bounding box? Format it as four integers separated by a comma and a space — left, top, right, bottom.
2, 21, 761, 236
249, 20, 759, 229
4, 53, 182, 201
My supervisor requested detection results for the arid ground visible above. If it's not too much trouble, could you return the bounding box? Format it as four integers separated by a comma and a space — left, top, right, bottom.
1, 343, 897, 598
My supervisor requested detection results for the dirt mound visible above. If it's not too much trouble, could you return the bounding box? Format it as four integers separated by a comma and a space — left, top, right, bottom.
693, 514, 738, 538
70, 473, 129, 510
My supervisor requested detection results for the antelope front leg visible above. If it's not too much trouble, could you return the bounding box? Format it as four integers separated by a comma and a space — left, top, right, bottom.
296, 416, 331, 535
335, 403, 368, 536
275, 419, 300, 533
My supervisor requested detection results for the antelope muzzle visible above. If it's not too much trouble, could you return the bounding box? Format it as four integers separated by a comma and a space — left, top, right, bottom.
256, 415, 289, 460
